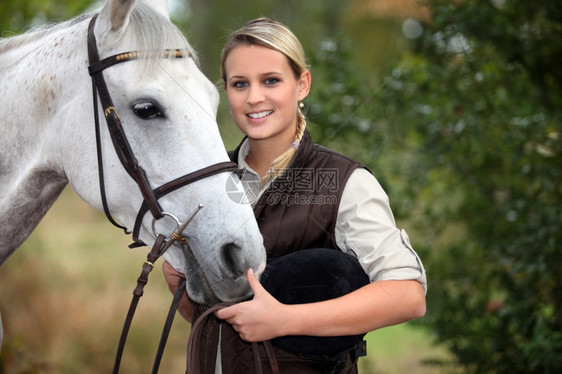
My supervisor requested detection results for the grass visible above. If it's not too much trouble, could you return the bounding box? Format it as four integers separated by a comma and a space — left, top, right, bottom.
0, 187, 455, 373
360, 323, 456, 374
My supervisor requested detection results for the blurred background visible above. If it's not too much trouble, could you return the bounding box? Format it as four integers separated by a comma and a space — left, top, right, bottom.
1, 0, 561, 373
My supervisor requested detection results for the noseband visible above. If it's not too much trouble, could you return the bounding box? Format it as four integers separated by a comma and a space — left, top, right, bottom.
86, 14, 236, 373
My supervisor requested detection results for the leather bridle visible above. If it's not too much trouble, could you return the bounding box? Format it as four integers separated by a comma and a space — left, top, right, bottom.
87, 14, 237, 247
86, 14, 238, 373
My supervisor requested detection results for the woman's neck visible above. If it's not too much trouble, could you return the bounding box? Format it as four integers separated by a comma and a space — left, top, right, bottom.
245, 138, 292, 178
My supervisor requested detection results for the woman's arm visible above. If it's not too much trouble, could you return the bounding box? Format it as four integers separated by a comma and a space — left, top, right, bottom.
215, 269, 426, 342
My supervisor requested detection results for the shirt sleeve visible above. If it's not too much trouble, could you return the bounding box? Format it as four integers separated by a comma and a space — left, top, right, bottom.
335, 168, 427, 294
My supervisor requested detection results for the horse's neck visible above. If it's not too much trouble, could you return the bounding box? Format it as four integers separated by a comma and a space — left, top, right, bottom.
0, 21, 88, 262
0, 171, 67, 264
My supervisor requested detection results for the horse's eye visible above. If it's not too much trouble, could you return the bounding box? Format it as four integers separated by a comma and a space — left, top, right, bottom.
132, 102, 163, 119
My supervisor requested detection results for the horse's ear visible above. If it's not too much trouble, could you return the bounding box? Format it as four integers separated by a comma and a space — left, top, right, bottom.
97, 0, 170, 36
98, 0, 138, 34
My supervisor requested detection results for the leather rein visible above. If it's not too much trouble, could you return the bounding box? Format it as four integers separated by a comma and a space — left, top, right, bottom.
86, 14, 238, 373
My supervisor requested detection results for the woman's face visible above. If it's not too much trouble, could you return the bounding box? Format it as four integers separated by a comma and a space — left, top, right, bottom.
223, 44, 310, 144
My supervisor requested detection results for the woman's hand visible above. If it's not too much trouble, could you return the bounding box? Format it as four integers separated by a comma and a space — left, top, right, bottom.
215, 269, 288, 342
162, 261, 194, 323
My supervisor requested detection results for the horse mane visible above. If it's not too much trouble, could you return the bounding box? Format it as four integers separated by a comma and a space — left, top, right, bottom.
0, 3, 198, 67
0, 14, 91, 53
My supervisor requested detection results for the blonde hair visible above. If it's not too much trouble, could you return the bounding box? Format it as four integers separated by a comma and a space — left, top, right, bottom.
221, 17, 309, 185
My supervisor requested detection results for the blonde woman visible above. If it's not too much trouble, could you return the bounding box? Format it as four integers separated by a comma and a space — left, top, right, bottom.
164, 17, 427, 373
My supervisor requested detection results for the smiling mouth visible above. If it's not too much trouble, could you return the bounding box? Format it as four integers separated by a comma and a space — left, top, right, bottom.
247, 110, 273, 119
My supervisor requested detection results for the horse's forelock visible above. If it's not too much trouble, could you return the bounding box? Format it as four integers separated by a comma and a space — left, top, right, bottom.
124, 3, 198, 73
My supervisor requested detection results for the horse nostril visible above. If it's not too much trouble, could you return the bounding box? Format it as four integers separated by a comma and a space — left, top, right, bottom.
221, 242, 246, 279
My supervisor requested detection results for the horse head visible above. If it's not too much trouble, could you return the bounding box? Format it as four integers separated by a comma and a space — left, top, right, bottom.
0, 0, 266, 305
87, 0, 267, 304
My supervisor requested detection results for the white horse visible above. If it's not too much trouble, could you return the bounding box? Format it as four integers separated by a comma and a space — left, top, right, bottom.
0, 0, 266, 350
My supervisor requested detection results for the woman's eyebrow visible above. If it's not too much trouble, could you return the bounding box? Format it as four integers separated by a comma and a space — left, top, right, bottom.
228, 71, 284, 81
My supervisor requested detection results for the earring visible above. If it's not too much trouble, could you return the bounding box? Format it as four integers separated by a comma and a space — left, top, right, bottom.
299, 101, 304, 109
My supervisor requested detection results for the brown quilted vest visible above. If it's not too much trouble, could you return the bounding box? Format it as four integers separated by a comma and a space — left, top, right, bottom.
191, 130, 366, 373
250, 131, 364, 260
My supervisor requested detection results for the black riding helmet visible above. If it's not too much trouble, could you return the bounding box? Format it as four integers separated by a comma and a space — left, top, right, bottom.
260, 248, 369, 357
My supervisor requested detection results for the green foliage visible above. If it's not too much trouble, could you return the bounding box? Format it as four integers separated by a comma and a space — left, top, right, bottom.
371, 0, 562, 372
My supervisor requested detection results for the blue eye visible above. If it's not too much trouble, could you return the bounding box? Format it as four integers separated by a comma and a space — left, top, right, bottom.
233, 81, 248, 89
265, 78, 279, 85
